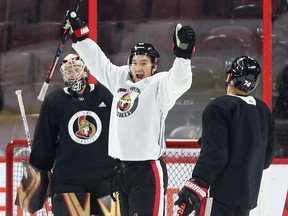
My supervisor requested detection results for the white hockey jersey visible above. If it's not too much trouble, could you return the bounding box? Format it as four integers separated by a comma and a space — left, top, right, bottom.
73, 39, 192, 160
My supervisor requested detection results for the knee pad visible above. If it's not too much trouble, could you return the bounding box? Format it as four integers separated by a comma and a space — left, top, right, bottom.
52, 192, 90, 216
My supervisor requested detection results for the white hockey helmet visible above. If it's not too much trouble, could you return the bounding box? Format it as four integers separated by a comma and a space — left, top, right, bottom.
60, 54, 88, 92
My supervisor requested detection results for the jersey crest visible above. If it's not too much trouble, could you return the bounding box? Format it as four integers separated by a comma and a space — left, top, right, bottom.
68, 110, 102, 145
118, 92, 132, 112
76, 115, 96, 138
117, 87, 140, 117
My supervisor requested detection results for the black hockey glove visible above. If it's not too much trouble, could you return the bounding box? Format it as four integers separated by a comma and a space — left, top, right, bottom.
173, 23, 196, 59
175, 179, 208, 216
15, 161, 49, 213
65, 10, 89, 43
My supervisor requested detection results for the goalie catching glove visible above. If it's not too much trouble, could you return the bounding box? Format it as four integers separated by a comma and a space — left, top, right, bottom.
15, 161, 49, 213
65, 10, 89, 43
175, 178, 208, 216
173, 23, 196, 59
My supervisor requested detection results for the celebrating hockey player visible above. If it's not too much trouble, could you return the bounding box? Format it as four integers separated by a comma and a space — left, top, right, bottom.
175, 56, 275, 216
29, 54, 119, 216
65, 9, 196, 215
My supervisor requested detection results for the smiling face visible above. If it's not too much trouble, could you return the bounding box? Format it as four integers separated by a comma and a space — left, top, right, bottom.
129, 55, 158, 82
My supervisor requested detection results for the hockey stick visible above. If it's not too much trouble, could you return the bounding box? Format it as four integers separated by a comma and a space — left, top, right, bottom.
15, 90, 51, 215
15, 90, 32, 147
37, 0, 82, 101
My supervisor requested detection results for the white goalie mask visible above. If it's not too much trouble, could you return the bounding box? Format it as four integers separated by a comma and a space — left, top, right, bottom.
60, 54, 88, 92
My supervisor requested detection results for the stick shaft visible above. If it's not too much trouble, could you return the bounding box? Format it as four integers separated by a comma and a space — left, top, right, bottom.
15, 90, 31, 147
37, 0, 81, 101
37, 29, 69, 101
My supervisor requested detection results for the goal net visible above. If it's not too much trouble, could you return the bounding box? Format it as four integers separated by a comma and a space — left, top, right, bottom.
6, 139, 200, 216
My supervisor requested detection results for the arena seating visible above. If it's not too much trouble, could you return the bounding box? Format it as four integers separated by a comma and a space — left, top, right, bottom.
0, 1, 6, 21
232, 3, 263, 19
7, 22, 62, 49
9, 0, 39, 23
150, 0, 180, 20
1, 52, 35, 84
199, 34, 248, 63
98, 0, 125, 21
122, 0, 151, 21
0, 23, 8, 51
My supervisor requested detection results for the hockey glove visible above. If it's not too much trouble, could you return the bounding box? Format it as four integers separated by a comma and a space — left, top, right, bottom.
175, 179, 208, 216
66, 10, 89, 43
15, 161, 49, 213
173, 23, 196, 59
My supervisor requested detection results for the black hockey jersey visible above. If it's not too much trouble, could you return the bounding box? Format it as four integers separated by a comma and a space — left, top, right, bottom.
193, 94, 275, 208
30, 83, 116, 184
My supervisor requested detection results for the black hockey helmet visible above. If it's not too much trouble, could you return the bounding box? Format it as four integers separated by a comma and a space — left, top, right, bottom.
226, 56, 261, 93
128, 43, 160, 66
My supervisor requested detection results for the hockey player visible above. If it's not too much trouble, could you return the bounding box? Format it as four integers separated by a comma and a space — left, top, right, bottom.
65, 10, 196, 215
29, 54, 118, 216
175, 56, 275, 216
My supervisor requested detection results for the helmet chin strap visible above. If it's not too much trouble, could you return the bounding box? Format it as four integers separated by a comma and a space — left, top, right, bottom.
129, 71, 135, 82
225, 82, 228, 93
225, 74, 232, 93
151, 69, 154, 76
151, 65, 157, 75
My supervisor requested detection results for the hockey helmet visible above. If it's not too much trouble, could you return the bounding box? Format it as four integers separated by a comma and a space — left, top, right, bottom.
226, 56, 261, 93
60, 54, 88, 92
128, 43, 160, 66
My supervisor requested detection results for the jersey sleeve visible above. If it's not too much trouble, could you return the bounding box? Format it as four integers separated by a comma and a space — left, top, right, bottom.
192, 101, 229, 185
29, 95, 58, 171
157, 57, 192, 112
264, 108, 275, 169
72, 39, 128, 93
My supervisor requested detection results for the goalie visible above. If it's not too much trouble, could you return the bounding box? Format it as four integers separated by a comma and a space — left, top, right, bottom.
23, 54, 119, 216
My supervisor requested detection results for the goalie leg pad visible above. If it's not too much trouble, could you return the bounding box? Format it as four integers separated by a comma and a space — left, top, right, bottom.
52, 192, 90, 216
97, 192, 121, 216
15, 161, 49, 213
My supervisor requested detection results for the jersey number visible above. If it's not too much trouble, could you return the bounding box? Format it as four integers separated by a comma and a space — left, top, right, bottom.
244, 80, 251, 87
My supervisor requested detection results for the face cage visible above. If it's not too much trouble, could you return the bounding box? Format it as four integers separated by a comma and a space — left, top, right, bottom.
61, 61, 86, 78
66, 77, 87, 92
61, 63, 87, 92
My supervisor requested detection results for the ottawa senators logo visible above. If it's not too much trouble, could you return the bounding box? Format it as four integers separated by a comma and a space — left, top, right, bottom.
68, 111, 102, 145
75, 116, 96, 138
117, 87, 140, 118
117, 92, 132, 111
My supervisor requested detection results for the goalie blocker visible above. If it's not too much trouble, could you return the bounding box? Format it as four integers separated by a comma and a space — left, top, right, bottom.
15, 161, 49, 213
